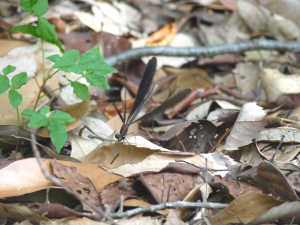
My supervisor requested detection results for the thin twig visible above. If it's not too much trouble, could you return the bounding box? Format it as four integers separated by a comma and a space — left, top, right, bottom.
104, 39, 300, 66
269, 135, 285, 164
109, 201, 228, 219
118, 195, 124, 213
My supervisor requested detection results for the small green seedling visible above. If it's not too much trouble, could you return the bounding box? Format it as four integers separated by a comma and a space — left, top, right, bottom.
0, 0, 118, 153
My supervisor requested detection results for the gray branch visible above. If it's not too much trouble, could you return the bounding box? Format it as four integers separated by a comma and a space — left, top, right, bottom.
104, 39, 300, 66
109, 201, 228, 219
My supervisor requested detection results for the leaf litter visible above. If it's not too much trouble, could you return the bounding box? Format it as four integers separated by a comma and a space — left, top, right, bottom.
2, 0, 300, 224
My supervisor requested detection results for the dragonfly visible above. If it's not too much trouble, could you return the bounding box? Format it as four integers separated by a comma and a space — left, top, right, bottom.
113, 57, 192, 162
113, 57, 158, 160
82, 57, 191, 163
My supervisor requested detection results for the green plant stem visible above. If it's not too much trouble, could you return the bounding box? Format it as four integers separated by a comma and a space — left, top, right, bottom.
41, 40, 46, 82
16, 107, 21, 126
49, 69, 59, 79
32, 69, 59, 110
20, 120, 29, 127
39, 76, 83, 99
9, 84, 22, 126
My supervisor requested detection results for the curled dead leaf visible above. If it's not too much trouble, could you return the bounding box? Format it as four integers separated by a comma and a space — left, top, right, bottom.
224, 102, 266, 150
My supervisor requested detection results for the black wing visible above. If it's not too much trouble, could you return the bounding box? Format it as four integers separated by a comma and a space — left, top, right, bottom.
126, 57, 157, 122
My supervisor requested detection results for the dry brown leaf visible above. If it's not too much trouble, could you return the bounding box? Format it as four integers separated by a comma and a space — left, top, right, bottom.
287, 171, 300, 192
69, 134, 99, 160
71, 116, 114, 145
81, 136, 168, 165
257, 127, 300, 143
40, 217, 108, 225
186, 100, 240, 121
166, 67, 214, 90
237, 0, 300, 40
51, 159, 102, 213
240, 144, 264, 167
260, 145, 299, 163
164, 209, 185, 225
100, 153, 211, 177
25, 202, 89, 219
100, 178, 137, 211
266, 0, 300, 25
146, 23, 177, 46
117, 214, 162, 225
0, 158, 54, 198
0, 202, 48, 223
0, 39, 31, 57
224, 102, 266, 150
238, 0, 275, 33
139, 173, 194, 203
248, 201, 300, 225
259, 68, 300, 103
233, 62, 260, 100
213, 175, 262, 198
0, 158, 122, 198
253, 161, 298, 202
209, 192, 284, 225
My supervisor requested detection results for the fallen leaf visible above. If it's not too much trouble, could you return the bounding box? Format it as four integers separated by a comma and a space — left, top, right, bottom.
212, 175, 262, 199
253, 161, 298, 202
224, 102, 266, 150
248, 201, 300, 225
100, 153, 211, 177
138, 173, 194, 203
146, 23, 177, 46
259, 68, 300, 103
0, 202, 48, 223
51, 159, 103, 214
81, 136, 169, 165
0, 158, 122, 198
209, 192, 284, 224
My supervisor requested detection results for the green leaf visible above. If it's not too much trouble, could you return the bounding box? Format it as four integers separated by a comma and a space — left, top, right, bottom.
79, 47, 104, 66
10, 25, 39, 38
79, 47, 117, 75
36, 17, 64, 53
21, 108, 35, 118
48, 50, 85, 74
0, 76, 10, 94
47, 121, 67, 153
40, 106, 50, 115
8, 90, 22, 109
2, 65, 16, 75
85, 73, 110, 90
32, 0, 48, 17
11, 72, 28, 89
71, 82, 89, 101
20, 0, 49, 17
47, 54, 60, 63
22, 109, 49, 127
49, 110, 75, 124
20, 0, 37, 14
